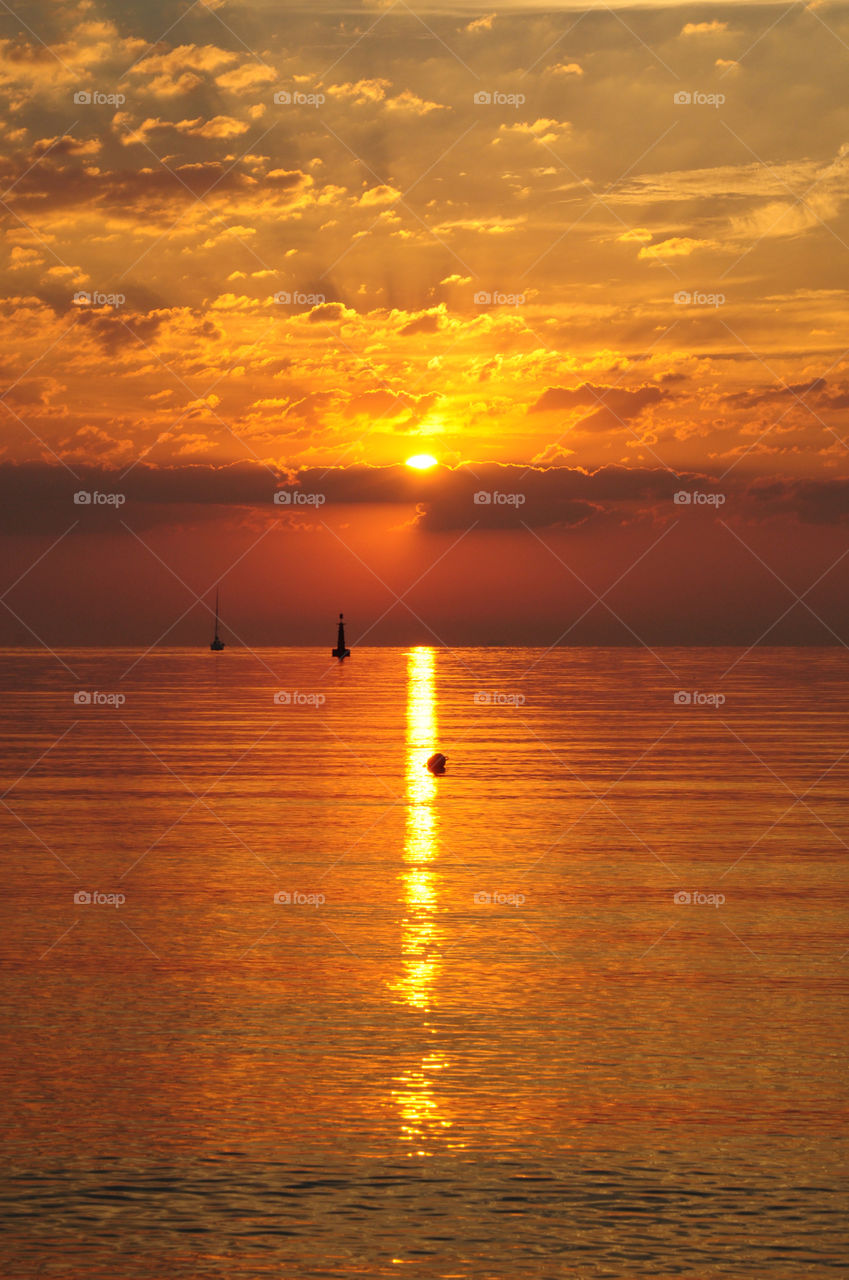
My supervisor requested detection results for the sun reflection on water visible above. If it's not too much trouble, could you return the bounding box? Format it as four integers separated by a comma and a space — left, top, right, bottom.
389, 647, 458, 1151
397, 647, 439, 1012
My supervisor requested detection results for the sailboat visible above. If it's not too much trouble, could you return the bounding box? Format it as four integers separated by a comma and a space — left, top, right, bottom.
209, 589, 226, 651
332, 612, 350, 660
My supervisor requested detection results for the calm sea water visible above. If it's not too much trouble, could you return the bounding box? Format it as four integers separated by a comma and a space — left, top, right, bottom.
1, 646, 847, 1278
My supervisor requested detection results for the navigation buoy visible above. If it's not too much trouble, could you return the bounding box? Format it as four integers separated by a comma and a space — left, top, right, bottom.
332, 611, 350, 660
426, 752, 447, 775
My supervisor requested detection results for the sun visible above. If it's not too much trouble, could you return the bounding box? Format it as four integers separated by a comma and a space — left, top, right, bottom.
405, 453, 438, 470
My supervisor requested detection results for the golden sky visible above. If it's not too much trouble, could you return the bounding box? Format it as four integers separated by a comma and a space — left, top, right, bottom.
2, 0, 849, 645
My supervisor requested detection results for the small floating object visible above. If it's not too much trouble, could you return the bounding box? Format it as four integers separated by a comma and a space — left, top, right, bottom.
426, 752, 447, 775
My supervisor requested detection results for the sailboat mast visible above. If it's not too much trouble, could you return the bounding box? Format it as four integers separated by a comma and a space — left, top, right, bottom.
209, 589, 226, 649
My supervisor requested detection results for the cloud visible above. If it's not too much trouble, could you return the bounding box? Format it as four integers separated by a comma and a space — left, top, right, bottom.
32, 134, 101, 159
174, 115, 251, 140
496, 119, 569, 146
0, 22, 146, 94
306, 302, 351, 323
681, 20, 728, 35
129, 115, 251, 142
722, 376, 849, 410
327, 79, 390, 105
0, 459, 681, 534
638, 237, 716, 259
323, 80, 445, 116
399, 308, 443, 336
747, 476, 849, 525
129, 43, 239, 97
530, 382, 667, 432
7, 460, 849, 541
730, 194, 840, 242
384, 90, 447, 116
410, 462, 685, 531
74, 308, 165, 355
0, 0, 846, 508
359, 185, 401, 207
215, 63, 276, 92
9, 246, 43, 269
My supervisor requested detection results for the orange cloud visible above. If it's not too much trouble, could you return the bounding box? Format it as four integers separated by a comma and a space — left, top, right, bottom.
681, 20, 728, 35
638, 237, 717, 259
359, 185, 401, 207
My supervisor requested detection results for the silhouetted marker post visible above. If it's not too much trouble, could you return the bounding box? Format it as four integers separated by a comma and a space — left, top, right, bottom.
332, 612, 350, 660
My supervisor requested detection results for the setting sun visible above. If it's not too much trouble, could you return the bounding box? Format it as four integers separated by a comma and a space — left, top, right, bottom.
406, 454, 438, 470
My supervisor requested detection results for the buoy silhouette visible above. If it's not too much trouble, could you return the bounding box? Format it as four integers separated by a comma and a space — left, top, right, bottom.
426, 752, 447, 775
